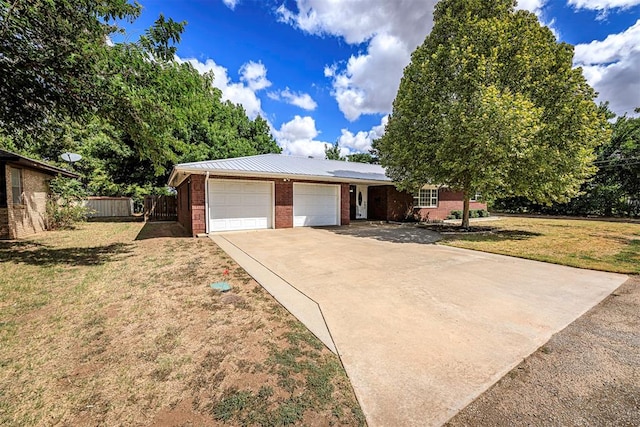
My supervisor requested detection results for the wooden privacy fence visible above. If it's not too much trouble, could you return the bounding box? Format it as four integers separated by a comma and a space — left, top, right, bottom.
84, 197, 133, 217
144, 195, 177, 221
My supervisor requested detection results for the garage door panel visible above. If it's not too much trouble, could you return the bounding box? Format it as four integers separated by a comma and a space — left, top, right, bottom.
293, 183, 339, 227
208, 180, 272, 232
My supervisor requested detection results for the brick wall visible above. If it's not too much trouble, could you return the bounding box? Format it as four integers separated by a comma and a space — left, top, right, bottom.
415, 189, 487, 221
0, 208, 8, 239
386, 186, 414, 221
340, 183, 350, 226
274, 181, 293, 229
6, 165, 51, 239
191, 175, 206, 236
176, 178, 192, 235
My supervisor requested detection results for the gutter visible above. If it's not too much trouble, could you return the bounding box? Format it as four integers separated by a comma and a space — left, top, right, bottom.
204, 171, 210, 234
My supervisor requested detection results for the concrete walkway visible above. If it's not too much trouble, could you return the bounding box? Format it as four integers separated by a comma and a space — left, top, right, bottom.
210, 225, 627, 427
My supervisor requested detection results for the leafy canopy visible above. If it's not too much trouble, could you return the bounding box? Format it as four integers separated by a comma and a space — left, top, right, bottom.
0, 0, 280, 203
374, 0, 610, 225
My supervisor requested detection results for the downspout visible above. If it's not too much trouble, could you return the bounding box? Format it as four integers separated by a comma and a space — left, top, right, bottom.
204, 171, 210, 234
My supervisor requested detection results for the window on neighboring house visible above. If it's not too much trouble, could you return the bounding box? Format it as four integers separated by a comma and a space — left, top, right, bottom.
11, 168, 23, 205
0, 164, 6, 208
470, 191, 482, 202
413, 188, 438, 208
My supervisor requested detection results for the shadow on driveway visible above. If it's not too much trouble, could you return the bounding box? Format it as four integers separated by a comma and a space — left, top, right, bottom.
321, 222, 442, 244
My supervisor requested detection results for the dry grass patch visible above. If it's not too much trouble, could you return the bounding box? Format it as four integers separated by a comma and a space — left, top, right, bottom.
0, 222, 364, 426
437, 217, 640, 274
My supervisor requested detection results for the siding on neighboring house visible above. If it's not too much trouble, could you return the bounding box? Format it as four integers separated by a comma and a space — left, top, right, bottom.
5, 165, 51, 239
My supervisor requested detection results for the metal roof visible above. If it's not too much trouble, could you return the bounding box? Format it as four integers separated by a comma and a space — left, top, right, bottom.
168, 154, 391, 186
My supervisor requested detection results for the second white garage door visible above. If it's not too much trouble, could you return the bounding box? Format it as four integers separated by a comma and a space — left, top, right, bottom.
208, 180, 273, 232
293, 183, 340, 227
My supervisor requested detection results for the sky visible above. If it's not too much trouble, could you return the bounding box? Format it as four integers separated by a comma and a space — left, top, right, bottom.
123, 0, 640, 158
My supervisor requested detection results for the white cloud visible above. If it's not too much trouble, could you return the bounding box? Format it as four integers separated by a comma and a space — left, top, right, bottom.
222, 0, 239, 10
278, 0, 437, 121
278, 0, 552, 121
268, 88, 318, 110
240, 61, 271, 91
516, 0, 547, 16
574, 20, 640, 116
567, 0, 640, 10
338, 115, 388, 153
331, 33, 410, 121
273, 115, 332, 157
181, 57, 268, 119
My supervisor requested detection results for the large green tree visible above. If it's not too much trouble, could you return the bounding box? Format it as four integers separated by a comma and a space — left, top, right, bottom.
374, 0, 610, 227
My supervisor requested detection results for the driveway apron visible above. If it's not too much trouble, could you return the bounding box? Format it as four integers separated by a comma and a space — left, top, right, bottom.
211, 226, 627, 427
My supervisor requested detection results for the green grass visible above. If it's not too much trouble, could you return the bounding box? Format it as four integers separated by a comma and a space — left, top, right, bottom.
440, 217, 640, 274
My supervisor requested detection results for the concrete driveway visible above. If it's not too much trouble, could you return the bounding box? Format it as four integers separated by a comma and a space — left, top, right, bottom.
210, 224, 627, 427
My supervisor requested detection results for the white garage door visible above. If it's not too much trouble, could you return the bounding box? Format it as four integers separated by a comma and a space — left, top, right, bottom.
208, 180, 272, 232
293, 183, 340, 227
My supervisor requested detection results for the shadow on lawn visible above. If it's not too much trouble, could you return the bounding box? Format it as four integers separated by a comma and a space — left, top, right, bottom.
0, 240, 133, 267
134, 221, 190, 240
323, 223, 442, 244
442, 229, 543, 242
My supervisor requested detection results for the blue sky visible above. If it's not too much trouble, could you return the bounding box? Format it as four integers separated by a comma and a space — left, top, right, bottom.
124, 0, 640, 157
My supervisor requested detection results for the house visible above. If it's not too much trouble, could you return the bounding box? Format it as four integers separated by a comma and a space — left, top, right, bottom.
167, 154, 487, 236
0, 149, 79, 239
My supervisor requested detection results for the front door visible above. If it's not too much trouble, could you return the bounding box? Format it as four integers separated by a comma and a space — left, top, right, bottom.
355, 185, 368, 219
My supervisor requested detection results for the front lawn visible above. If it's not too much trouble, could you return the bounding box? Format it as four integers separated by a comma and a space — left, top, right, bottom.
0, 222, 364, 426
438, 217, 640, 274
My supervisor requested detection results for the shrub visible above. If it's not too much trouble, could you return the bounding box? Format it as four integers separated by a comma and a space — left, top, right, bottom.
450, 210, 463, 219
46, 176, 91, 230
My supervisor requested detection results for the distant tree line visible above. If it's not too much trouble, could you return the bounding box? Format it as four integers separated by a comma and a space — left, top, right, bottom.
0, 0, 280, 203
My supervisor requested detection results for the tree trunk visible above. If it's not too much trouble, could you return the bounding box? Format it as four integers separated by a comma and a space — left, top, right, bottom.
462, 195, 470, 229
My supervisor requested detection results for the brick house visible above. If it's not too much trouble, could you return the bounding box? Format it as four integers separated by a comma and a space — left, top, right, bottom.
167, 154, 487, 236
0, 149, 79, 239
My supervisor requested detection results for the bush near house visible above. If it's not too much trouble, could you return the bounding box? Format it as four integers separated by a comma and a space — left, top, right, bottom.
46, 176, 91, 230
448, 209, 489, 220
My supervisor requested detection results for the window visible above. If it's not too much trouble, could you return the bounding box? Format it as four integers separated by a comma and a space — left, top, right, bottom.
11, 168, 23, 205
413, 188, 438, 208
470, 192, 482, 202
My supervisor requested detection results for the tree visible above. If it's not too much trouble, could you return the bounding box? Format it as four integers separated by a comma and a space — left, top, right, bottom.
325, 141, 345, 161
0, 0, 141, 132
347, 152, 378, 164
374, 0, 610, 228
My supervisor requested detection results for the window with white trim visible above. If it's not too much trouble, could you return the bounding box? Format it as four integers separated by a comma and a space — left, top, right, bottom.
413, 188, 438, 208
470, 191, 482, 202
11, 168, 23, 205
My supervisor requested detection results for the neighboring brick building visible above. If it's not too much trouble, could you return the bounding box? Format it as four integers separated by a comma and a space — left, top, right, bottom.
0, 149, 79, 239
168, 154, 488, 237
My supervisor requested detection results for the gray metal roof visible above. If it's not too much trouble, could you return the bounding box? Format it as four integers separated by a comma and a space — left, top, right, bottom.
168, 154, 391, 186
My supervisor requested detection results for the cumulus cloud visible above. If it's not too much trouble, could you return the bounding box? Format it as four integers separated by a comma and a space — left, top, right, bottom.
273, 115, 332, 157
574, 20, 640, 116
278, 0, 548, 121
240, 61, 271, 91
268, 88, 318, 110
222, 0, 239, 10
338, 115, 388, 153
567, 0, 640, 10
181, 57, 269, 119
278, 1, 437, 121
